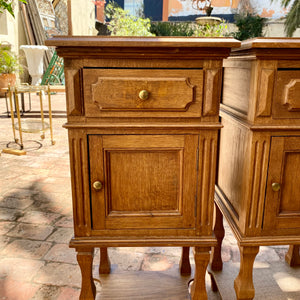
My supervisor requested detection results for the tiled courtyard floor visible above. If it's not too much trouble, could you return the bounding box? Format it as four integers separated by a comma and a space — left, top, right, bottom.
0, 92, 299, 299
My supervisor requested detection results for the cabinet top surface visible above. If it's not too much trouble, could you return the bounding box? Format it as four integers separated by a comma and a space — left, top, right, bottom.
234, 37, 300, 51
45, 35, 240, 48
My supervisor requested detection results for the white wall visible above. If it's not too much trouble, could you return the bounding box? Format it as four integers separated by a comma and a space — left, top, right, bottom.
0, 2, 21, 53
70, 0, 98, 35
264, 20, 300, 37
168, 0, 295, 19
0, 1, 27, 83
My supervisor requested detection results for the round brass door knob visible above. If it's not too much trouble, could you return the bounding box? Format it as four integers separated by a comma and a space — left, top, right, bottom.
272, 182, 281, 192
138, 90, 149, 100
93, 181, 103, 191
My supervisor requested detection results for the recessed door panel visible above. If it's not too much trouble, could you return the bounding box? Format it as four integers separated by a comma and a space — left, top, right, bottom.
89, 134, 198, 231
263, 136, 300, 233
108, 150, 181, 213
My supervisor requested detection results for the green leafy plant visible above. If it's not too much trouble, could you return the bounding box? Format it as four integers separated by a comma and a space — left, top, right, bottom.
233, 13, 267, 40
0, 46, 21, 74
0, 0, 27, 18
150, 22, 195, 36
193, 22, 228, 37
272, 0, 300, 37
150, 21, 228, 37
105, 2, 154, 36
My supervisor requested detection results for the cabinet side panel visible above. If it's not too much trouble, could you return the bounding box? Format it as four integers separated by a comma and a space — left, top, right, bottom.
217, 117, 248, 221
222, 66, 250, 115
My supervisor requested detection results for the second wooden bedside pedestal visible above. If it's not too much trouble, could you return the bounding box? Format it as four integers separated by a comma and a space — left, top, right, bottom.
210, 38, 300, 300
46, 36, 240, 299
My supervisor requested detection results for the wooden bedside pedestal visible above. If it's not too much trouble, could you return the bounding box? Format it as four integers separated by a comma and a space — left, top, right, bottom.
210, 38, 300, 299
46, 36, 240, 299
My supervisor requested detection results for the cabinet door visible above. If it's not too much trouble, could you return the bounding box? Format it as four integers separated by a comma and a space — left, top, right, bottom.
263, 136, 300, 233
88, 134, 198, 231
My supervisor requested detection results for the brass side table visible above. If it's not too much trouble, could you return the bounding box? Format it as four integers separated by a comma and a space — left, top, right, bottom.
3, 85, 55, 155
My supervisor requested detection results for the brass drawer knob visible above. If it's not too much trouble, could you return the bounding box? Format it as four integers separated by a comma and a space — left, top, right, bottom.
272, 182, 281, 192
93, 181, 103, 191
138, 90, 149, 101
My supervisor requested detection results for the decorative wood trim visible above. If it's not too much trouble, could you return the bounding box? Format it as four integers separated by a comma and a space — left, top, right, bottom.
69, 131, 90, 236
64, 60, 84, 117
91, 76, 195, 112
46, 36, 240, 48
283, 79, 300, 111
64, 123, 222, 131
55, 47, 232, 60
197, 132, 218, 234
247, 137, 270, 233
256, 69, 275, 117
203, 68, 222, 116
71, 69, 83, 115
69, 237, 217, 248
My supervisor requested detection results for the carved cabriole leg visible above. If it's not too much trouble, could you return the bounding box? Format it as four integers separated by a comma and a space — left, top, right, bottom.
190, 246, 210, 300
99, 247, 111, 274
179, 247, 191, 275
76, 247, 96, 300
285, 245, 300, 267
234, 245, 259, 300
210, 204, 225, 271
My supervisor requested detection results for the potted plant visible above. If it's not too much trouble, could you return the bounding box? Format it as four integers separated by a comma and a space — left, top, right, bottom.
0, 43, 20, 96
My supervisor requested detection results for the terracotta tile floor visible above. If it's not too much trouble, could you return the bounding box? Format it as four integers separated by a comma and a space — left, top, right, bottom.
0, 92, 299, 299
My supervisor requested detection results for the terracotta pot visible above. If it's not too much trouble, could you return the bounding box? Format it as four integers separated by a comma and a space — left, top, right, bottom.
0, 73, 16, 97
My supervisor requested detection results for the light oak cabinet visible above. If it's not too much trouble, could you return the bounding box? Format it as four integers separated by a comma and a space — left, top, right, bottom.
210, 38, 300, 300
46, 36, 240, 299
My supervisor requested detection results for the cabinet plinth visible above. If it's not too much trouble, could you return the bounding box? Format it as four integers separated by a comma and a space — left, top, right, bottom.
46, 36, 240, 299
211, 38, 300, 300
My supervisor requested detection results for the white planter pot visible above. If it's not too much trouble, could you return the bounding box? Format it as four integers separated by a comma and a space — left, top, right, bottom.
20, 45, 48, 85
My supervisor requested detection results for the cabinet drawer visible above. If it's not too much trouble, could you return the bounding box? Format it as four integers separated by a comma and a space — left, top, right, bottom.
273, 70, 300, 119
83, 68, 203, 118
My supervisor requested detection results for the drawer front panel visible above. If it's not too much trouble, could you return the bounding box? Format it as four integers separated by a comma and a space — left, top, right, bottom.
273, 70, 300, 119
263, 136, 300, 233
83, 69, 203, 118
88, 134, 198, 231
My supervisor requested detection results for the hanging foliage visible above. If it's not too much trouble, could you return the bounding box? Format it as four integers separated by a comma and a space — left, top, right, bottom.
0, 0, 27, 18
272, 0, 300, 37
